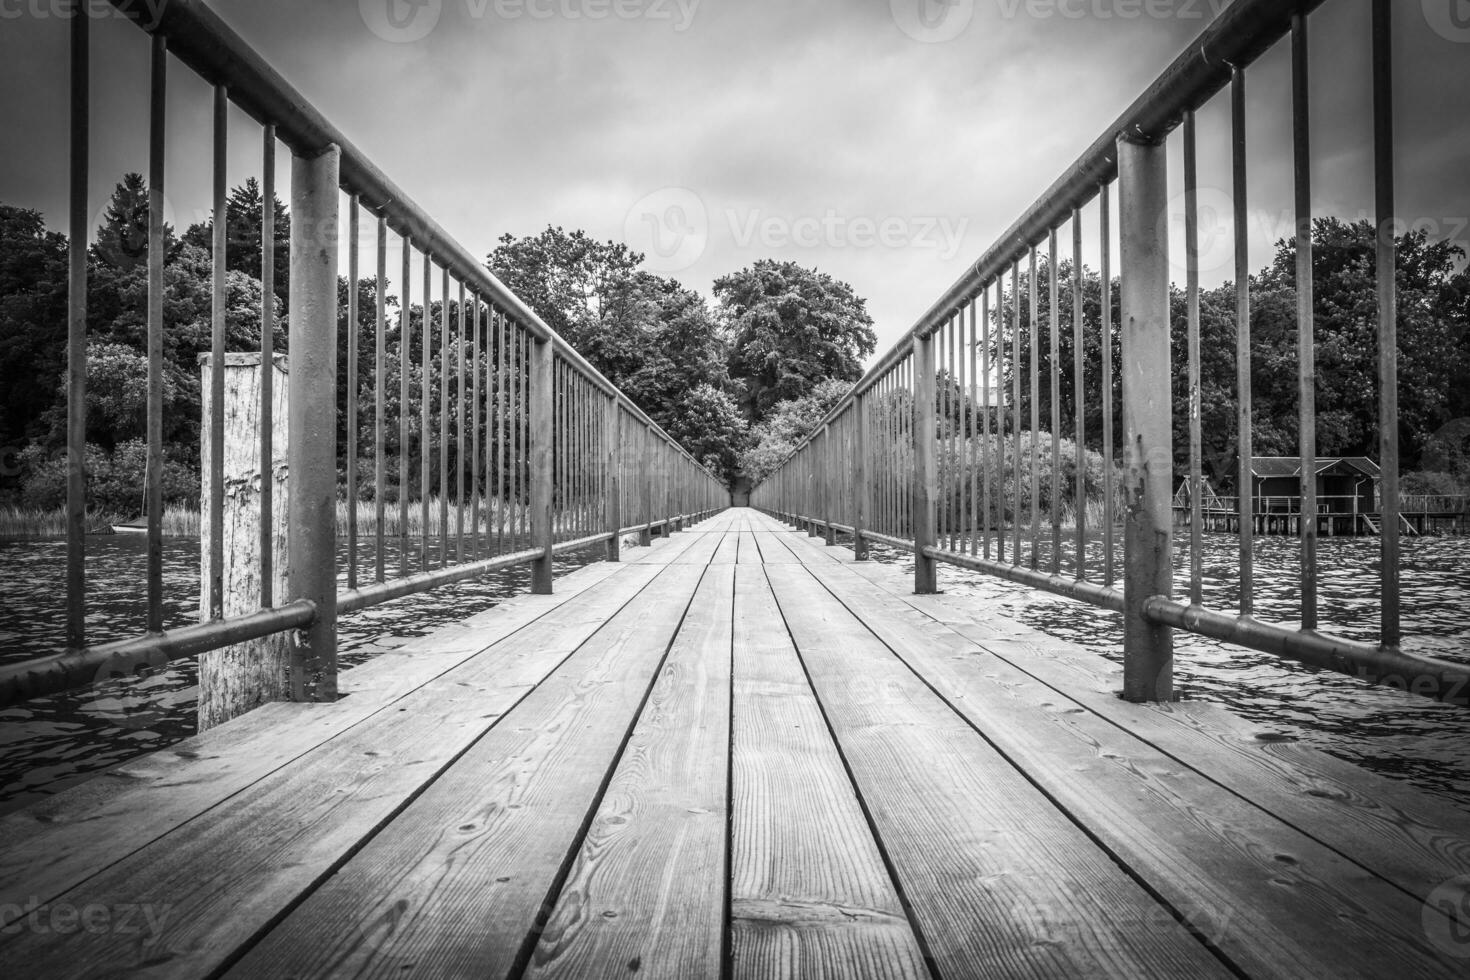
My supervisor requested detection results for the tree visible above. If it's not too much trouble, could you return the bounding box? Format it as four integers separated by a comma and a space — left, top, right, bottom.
487, 228, 740, 481
180, 177, 291, 297
718, 260, 876, 421
0, 205, 69, 458
92, 173, 175, 272
737, 379, 853, 484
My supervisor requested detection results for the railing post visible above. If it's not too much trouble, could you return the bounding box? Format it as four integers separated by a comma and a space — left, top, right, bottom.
287, 144, 339, 703
854, 392, 870, 560
913, 333, 938, 594
823, 424, 837, 546
1118, 135, 1175, 702
604, 397, 621, 562
638, 423, 652, 547
530, 338, 554, 593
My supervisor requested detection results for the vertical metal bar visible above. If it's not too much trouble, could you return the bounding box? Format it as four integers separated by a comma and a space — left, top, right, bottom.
1118, 135, 1174, 703
967, 297, 978, 556
1185, 112, 1204, 607
1293, 12, 1317, 630
66, 7, 88, 649
261, 126, 276, 604
1049, 228, 1062, 575
1011, 260, 1022, 563
981, 286, 992, 560
914, 334, 938, 594
146, 34, 165, 636
398, 239, 411, 579
531, 338, 553, 592
856, 391, 870, 560
456, 280, 466, 563
1073, 208, 1087, 580
498, 313, 507, 555
1373, 0, 1400, 648
514, 328, 524, 548
207, 85, 227, 621
958, 300, 968, 555
288, 144, 340, 702
439, 266, 450, 566
470, 294, 480, 559
346, 194, 360, 590
1100, 180, 1116, 587
420, 256, 431, 570
948, 315, 958, 550
374, 214, 386, 583
605, 396, 621, 561
1029, 245, 1041, 570
1232, 66, 1254, 616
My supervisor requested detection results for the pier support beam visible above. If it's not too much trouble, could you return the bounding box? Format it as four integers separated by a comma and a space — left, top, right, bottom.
199, 354, 290, 729
287, 144, 339, 703
1118, 135, 1174, 702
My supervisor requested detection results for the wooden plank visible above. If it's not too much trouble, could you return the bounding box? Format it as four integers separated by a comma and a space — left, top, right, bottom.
729, 565, 927, 980
0, 562, 675, 978
751, 531, 804, 563
801, 558, 1466, 978
525, 563, 735, 980
670, 531, 725, 566
762, 563, 1230, 979
626, 527, 708, 565
0, 558, 627, 926
838, 557, 1470, 905
711, 530, 740, 564
735, 532, 763, 565
223, 564, 713, 979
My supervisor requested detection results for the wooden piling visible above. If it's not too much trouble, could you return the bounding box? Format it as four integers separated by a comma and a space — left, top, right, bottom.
198, 353, 290, 730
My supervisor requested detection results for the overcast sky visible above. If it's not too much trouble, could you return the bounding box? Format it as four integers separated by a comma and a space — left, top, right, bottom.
2, 0, 1467, 364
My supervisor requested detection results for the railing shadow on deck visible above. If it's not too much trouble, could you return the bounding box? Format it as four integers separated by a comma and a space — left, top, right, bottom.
0, 0, 727, 721
751, 0, 1470, 708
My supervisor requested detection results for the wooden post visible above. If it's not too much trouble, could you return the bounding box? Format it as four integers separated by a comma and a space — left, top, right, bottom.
823, 425, 837, 546
914, 333, 939, 594
1118, 135, 1175, 702
604, 397, 621, 562
198, 353, 289, 730
530, 337, 554, 593
287, 144, 339, 703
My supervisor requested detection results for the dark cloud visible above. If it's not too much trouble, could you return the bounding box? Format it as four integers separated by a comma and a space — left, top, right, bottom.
1, 0, 1464, 360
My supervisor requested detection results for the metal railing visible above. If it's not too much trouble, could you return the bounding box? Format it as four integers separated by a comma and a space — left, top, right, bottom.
753, 0, 1470, 707
0, 0, 726, 709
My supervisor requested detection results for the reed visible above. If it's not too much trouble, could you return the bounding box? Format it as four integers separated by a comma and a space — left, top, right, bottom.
0, 504, 199, 539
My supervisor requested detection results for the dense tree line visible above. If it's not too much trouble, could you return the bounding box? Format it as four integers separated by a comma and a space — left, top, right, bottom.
969, 220, 1470, 493
0, 178, 879, 513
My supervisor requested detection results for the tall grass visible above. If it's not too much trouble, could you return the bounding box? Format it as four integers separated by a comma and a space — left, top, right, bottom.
0, 504, 199, 539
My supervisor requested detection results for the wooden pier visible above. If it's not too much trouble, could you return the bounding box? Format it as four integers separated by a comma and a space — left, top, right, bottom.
1, 509, 1467, 978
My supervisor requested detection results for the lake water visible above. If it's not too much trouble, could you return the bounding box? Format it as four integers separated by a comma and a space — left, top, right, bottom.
0, 533, 604, 811
867, 531, 1470, 810
1, 527, 1468, 814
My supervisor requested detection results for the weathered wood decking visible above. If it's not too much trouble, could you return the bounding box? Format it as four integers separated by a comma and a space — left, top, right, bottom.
2, 509, 1468, 979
